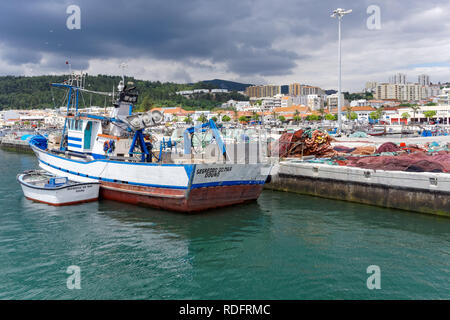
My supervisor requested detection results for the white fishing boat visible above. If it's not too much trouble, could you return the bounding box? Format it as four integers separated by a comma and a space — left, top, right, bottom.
26, 72, 272, 212
17, 170, 100, 206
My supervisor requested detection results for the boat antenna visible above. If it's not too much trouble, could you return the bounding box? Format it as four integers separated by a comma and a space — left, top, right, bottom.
66, 60, 72, 76
119, 62, 127, 85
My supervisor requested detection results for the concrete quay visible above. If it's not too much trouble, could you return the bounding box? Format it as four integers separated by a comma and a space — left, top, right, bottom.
266, 160, 450, 217
0, 137, 32, 152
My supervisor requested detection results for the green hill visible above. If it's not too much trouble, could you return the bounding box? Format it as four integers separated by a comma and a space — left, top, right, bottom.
201, 79, 254, 92
0, 75, 249, 111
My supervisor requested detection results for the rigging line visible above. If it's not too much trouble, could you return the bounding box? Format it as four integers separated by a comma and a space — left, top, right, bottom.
109, 120, 131, 133
50, 85, 56, 109
98, 156, 110, 178
59, 87, 69, 110
63, 89, 70, 110
80, 90, 87, 109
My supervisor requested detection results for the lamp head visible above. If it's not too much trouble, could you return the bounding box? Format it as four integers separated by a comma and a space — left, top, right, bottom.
331, 8, 352, 18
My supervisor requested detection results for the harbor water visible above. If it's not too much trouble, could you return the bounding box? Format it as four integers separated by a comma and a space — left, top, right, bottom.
0, 149, 449, 299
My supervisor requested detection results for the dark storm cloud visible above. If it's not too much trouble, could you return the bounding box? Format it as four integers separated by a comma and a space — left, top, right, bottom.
0, 0, 446, 78
0, 0, 316, 76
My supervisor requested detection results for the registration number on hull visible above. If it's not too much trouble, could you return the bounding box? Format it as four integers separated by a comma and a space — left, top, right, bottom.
196, 166, 232, 178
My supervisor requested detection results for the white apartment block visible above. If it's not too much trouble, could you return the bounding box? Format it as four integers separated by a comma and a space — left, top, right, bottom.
350, 99, 368, 107
261, 97, 282, 110
437, 88, 450, 105
389, 73, 407, 84
176, 88, 228, 96
291, 95, 308, 106
306, 95, 324, 110
221, 100, 251, 110
210, 89, 229, 93
374, 83, 429, 101
428, 84, 442, 97
326, 93, 345, 109
280, 96, 293, 108
418, 74, 430, 86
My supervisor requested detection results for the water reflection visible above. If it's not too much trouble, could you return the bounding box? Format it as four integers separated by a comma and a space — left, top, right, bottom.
97, 198, 269, 242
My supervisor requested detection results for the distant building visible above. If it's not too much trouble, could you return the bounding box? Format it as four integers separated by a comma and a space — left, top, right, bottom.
193, 89, 210, 94
418, 74, 430, 86
3, 110, 20, 122
175, 88, 228, 97
250, 95, 284, 110
437, 88, 450, 105
350, 106, 376, 122
350, 99, 368, 107
272, 105, 310, 120
289, 83, 302, 96
291, 95, 308, 106
221, 100, 251, 110
374, 83, 428, 101
428, 84, 441, 97
280, 85, 289, 94
288, 83, 325, 96
365, 81, 377, 93
367, 100, 385, 108
389, 73, 407, 84
306, 95, 324, 110
326, 93, 345, 109
280, 96, 292, 108
245, 85, 280, 98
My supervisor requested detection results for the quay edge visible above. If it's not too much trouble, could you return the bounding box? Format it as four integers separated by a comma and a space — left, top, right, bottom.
0, 137, 32, 153
265, 161, 450, 217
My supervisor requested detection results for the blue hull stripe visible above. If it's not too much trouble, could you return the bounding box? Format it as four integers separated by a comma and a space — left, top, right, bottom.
36, 150, 264, 190
68, 137, 82, 142
68, 143, 82, 148
191, 180, 265, 189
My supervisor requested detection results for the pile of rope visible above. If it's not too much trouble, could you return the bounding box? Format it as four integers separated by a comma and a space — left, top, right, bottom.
271, 128, 336, 158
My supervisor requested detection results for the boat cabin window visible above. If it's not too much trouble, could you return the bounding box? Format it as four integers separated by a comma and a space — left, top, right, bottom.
45, 177, 68, 187
52, 177, 68, 185
69, 119, 83, 131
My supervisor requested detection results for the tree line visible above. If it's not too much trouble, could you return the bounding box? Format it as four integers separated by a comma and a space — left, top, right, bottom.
0, 75, 248, 111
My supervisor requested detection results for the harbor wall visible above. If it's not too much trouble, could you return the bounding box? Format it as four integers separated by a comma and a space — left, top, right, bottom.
0, 138, 32, 153
266, 161, 450, 217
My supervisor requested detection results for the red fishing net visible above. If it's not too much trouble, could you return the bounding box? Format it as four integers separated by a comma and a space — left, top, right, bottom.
345, 152, 450, 173
376, 142, 401, 153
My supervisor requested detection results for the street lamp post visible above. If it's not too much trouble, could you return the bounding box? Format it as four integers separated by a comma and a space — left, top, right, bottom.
331, 8, 352, 133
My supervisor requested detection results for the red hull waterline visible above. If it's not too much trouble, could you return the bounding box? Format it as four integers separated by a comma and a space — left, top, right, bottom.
25, 196, 98, 206
99, 181, 264, 212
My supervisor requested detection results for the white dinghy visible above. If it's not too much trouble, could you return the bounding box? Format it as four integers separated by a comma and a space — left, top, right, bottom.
17, 170, 100, 206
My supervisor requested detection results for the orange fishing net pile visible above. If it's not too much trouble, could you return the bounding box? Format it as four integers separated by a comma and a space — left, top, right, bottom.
271, 129, 336, 158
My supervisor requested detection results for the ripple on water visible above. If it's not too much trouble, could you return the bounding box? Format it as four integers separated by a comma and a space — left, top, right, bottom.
0, 150, 449, 299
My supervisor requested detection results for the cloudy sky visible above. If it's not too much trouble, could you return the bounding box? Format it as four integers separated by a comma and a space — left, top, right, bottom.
0, 0, 449, 91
